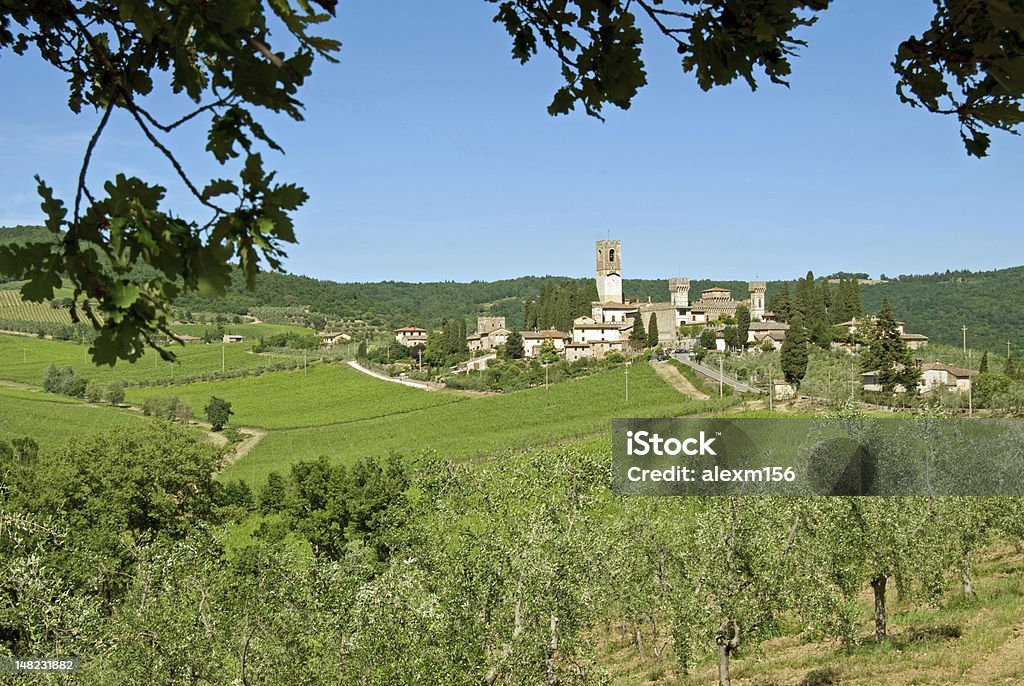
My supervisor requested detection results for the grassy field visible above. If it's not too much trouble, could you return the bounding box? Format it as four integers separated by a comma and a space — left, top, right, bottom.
124, 362, 465, 430
220, 363, 734, 487
0, 386, 144, 448
0, 333, 297, 386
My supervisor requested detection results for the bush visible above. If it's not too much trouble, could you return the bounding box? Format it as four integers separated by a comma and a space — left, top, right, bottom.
42, 364, 86, 398
84, 380, 104, 403
105, 381, 125, 406
143, 395, 180, 420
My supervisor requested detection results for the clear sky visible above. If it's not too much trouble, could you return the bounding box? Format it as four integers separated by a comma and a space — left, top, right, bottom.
0, 0, 1021, 283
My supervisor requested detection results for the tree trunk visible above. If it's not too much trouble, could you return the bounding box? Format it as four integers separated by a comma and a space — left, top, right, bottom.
545, 614, 560, 686
716, 640, 731, 686
715, 620, 740, 686
962, 555, 975, 599
634, 622, 646, 658
871, 574, 887, 642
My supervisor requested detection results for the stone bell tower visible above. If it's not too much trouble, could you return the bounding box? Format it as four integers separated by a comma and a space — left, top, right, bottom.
669, 278, 691, 309
749, 281, 766, 320
595, 240, 623, 304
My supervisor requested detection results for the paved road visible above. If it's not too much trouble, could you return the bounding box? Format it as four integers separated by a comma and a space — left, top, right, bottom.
671, 353, 761, 394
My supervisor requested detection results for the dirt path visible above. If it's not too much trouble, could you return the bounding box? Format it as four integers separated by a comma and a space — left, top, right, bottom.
347, 360, 441, 390
219, 427, 267, 468
649, 361, 710, 400
960, 618, 1024, 684
0, 379, 39, 391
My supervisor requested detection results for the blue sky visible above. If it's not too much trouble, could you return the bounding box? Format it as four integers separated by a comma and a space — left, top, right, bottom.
0, 0, 1021, 282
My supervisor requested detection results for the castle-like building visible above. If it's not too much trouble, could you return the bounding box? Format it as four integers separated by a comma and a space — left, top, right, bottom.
462, 239, 774, 362
573, 239, 768, 358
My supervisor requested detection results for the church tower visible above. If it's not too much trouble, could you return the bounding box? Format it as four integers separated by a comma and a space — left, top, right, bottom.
749, 282, 766, 320
595, 240, 623, 304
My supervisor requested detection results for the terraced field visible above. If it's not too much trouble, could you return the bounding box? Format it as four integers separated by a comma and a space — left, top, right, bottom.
0, 289, 76, 325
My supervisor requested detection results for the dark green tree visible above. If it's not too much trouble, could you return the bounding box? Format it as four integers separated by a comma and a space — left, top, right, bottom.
204, 396, 234, 432
723, 325, 739, 349
646, 313, 660, 348
505, 330, 525, 360
861, 297, 921, 393
698, 327, 717, 351
735, 304, 750, 349
979, 351, 989, 373
629, 314, 647, 350
780, 315, 809, 384
1006, 353, 1019, 380
769, 283, 792, 322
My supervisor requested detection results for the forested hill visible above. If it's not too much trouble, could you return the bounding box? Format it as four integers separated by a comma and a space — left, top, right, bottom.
170, 266, 1024, 352
859, 266, 1023, 353
1, 226, 1020, 352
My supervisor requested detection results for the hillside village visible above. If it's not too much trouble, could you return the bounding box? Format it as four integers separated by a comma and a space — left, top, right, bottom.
382, 239, 986, 403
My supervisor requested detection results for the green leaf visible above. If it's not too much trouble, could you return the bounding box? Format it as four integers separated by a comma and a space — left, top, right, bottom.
110, 283, 142, 308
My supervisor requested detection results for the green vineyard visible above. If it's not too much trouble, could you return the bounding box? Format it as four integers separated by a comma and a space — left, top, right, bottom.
0, 290, 76, 325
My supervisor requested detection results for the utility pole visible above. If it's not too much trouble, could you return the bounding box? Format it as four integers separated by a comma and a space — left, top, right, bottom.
304, 350, 307, 375
625, 361, 630, 402
962, 324, 967, 355
221, 340, 225, 373
719, 358, 724, 398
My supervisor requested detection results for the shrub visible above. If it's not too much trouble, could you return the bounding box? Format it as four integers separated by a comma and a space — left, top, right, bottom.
105, 382, 125, 406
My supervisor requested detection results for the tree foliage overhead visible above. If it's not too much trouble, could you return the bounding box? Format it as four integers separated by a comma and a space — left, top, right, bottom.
493, 0, 1024, 155
2, 1, 1023, 365
0, 0, 341, 365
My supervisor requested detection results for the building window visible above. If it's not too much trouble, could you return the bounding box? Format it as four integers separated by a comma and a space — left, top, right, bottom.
609, 249, 616, 262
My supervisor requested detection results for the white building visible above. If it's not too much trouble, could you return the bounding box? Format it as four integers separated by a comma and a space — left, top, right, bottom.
394, 326, 428, 347
919, 362, 978, 394
522, 330, 570, 358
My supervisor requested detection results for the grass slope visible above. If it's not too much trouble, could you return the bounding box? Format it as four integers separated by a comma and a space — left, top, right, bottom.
0, 333, 293, 386
124, 362, 464, 430
221, 363, 732, 487
0, 386, 143, 448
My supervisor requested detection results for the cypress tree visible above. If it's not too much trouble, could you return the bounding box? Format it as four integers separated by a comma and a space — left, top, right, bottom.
780, 315, 809, 384
862, 297, 920, 392
647, 313, 660, 348
505, 330, 524, 359
770, 282, 792, 322
629, 314, 647, 350
851, 279, 864, 318
979, 351, 989, 373
736, 304, 751, 349
1006, 353, 1018, 379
